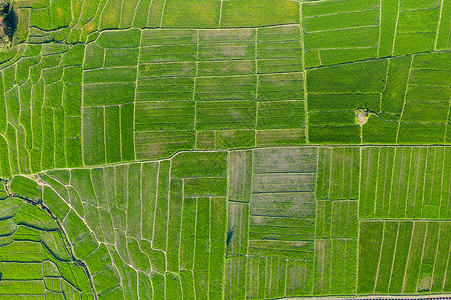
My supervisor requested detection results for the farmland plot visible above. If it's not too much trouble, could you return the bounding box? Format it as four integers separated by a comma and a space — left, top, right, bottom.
3, 144, 451, 298
393, 0, 441, 55
307, 60, 387, 144
0, 6, 446, 178
303, 0, 380, 67
316, 147, 360, 200
256, 25, 306, 146
0, 196, 94, 298
133, 25, 306, 159
229, 147, 317, 298
0, 43, 86, 176
221, 0, 299, 27
397, 52, 451, 144
30, 151, 229, 299
136, 29, 198, 159
313, 238, 358, 295
360, 146, 451, 219
82, 30, 139, 165
0, 0, 450, 299
314, 147, 359, 295
250, 147, 317, 257
358, 220, 451, 294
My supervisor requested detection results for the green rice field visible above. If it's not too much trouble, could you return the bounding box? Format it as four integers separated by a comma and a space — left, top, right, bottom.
0, 0, 450, 299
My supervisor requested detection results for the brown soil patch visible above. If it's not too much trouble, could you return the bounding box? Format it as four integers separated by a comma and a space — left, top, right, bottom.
356, 109, 368, 126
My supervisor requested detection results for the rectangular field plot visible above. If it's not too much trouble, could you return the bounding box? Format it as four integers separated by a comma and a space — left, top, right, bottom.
138, 29, 197, 103
257, 73, 304, 101
141, 29, 197, 47
228, 151, 253, 203
248, 240, 314, 260
139, 43, 197, 63
195, 129, 255, 150
436, 0, 451, 50
224, 256, 247, 299
136, 77, 194, 102
83, 83, 135, 106
249, 147, 317, 260
256, 129, 306, 147
102, 49, 139, 68
396, 52, 451, 141
302, 0, 379, 67
135, 130, 195, 160
221, 0, 299, 27
257, 25, 302, 59
313, 239, 357, 295
316, 147, 360, 200
256, 25, 303, 74
316, 200, 358, 239
253, 147, 317, 174
198, 28, 255, 61
360, 146, 451, 219
257, 58, 302, 74
82, 106, 105, 166
249, 214, 315, 242
198, 60, 255, 77
135, 101, 195, 132
393, 6, 441, 55
195, 75, 257, 101
195, 100, 256, 130
307, 60, 387, 143
83, 67, 137, 84
227, 202, 249, 256
138, 62, 196, 78
257, 101, 305, 130
161, 0, 220, 28
250, 186, 315, 208
307, 60, 387, 94
380, 56, 411, 115
401, 101, 448, 123
378, 0, 399, 57
397, 123, 446, 144
132, 26, 310, 152
358, 220, 451, 294
82, 103, 134, 165
225, 255, 314, 299
140, 45, 197, 64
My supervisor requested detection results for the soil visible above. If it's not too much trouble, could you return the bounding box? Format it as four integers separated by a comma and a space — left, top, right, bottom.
356, 108, 368, 126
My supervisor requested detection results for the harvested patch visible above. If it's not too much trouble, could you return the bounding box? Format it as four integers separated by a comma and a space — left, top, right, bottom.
355, 108, 369, 126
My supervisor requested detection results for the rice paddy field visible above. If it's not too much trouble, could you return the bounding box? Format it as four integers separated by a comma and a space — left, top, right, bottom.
0, 0, 449, 299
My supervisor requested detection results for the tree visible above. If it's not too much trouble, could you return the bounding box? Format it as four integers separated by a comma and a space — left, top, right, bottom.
0, 2, 17, 42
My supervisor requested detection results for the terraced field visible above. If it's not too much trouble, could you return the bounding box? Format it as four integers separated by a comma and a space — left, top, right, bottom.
0, 0, 450, 299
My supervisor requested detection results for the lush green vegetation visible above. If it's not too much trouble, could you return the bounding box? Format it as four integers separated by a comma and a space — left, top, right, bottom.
0, 0, 449, 298
2, 145, 451, 298
0, 196, 94, 298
